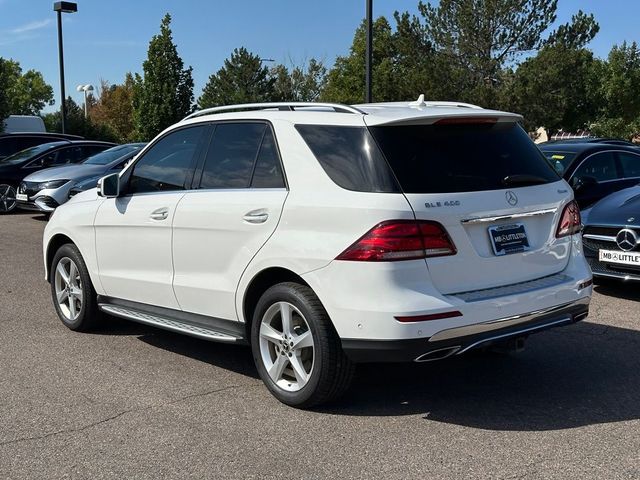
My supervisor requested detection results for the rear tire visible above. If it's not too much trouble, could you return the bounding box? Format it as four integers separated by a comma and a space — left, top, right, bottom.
50, 244, 102, 331
251, 282, 355, 408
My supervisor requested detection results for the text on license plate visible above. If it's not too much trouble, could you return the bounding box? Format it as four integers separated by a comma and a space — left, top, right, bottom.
16, 193, 28, 202
599, 249, 640, 266
488, 223, 530, 256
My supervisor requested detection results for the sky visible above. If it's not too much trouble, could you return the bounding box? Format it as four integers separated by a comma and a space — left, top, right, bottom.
1, 0, 640, 112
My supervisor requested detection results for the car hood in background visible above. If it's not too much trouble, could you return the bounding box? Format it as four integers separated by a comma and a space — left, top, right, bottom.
22, 164, 107, 183
586, 185, 640, 226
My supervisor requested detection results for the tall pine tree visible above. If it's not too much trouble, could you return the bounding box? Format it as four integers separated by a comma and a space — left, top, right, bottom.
198, 48, 274, 108
132, 14, 194, 141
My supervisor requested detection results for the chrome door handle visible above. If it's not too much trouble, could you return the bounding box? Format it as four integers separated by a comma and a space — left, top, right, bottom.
243, 209, 269, 224
150, 207, 169, 221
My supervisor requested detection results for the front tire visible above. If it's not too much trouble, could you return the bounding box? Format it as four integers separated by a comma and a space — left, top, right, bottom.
50, 244, 102, 331
251, 282, 355, 408
0, 184, 17, 213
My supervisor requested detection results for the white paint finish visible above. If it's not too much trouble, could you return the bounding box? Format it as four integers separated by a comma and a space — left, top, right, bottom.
172, 189, 287, 319
403, 181, 574, 293
45, 100, 593, 350
301, 234, 591, 340
42, 193, 105, 293
94, 192, 185, 309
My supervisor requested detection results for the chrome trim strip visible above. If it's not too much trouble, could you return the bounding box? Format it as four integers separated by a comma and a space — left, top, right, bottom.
460, 207, 557, 224
583, 234, 616, 242
428, 297, 589, 343
99, 304, 238, 342
456, 317, 573, 354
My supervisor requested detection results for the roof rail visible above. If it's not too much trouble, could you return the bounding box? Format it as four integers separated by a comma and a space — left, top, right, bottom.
183, 102, 366, 121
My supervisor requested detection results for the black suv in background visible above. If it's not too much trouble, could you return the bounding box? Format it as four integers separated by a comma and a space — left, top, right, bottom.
0, 140, 115, 213
539, 141, 640, 208
0, 132, 83, 161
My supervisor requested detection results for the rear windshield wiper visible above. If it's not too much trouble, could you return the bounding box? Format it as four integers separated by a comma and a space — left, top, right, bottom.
501, 174, 549, 187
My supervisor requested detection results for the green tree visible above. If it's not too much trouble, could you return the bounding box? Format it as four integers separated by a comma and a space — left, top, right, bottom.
90, 74, 136, 142
0, 58, 54, 131
591, 42, 640, 139
507, 46, 601, 131
271, 58, 327, 102
416, 1, 599, 108
44, 97, 118, 142
198, 47, 274, 108
322, 17, 399, 103
132, 14, 194, 141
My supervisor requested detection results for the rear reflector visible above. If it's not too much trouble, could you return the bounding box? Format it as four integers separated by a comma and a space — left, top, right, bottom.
395, 311, 463, 323
336, 220, 456, 262
556, 200, 581, 238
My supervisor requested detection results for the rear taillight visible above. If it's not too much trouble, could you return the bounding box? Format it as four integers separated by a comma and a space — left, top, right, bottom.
336, 220, 456, 262
556, 200, 581, 238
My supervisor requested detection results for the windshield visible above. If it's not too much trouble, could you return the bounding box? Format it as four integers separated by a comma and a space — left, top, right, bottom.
541, 151, 578, 175
0, 143, 60, 166
83, 144, 141, 165
368, 122, 559, 194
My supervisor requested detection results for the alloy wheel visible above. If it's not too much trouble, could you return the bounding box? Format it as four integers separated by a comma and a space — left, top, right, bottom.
259, 301, 315, 392
54, 257, 83, 321
0, 184, 17, 213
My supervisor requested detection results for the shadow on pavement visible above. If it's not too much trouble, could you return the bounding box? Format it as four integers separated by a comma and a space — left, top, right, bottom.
594, 281, 640, 301
97, 315, 640, 431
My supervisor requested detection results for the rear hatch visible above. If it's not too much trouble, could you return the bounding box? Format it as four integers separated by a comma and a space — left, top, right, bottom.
367, 118, 571, 294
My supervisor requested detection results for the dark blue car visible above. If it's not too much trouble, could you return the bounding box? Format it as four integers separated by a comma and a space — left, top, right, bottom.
582, 185, 640, 281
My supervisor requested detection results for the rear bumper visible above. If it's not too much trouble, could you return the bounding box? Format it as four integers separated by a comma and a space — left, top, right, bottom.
342, 297, 589, 362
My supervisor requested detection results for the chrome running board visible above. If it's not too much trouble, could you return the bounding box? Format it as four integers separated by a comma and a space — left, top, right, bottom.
99, 304, 239, 342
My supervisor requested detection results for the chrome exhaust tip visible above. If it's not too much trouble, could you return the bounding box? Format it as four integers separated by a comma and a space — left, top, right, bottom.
414, 346, 461, 363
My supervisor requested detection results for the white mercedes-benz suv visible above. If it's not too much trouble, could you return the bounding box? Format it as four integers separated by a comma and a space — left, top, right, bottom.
43, 99, 592, 407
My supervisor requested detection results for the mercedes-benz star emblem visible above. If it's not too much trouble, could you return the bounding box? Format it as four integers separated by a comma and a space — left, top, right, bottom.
505, 190, 518, 206
616, 228, 639, 252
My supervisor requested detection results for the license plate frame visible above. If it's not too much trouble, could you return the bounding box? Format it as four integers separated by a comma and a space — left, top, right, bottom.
599, 249, 640, 267
16, 193, 28, 202
488, 223, 530, 256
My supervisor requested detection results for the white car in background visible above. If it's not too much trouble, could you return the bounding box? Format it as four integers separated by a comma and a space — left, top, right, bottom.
43, 99, 592, 407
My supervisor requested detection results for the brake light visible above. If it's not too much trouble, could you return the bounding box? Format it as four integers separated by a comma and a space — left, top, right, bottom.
434, 117, 498, 125
556, 200, 581, 238
336, 220, 456, 262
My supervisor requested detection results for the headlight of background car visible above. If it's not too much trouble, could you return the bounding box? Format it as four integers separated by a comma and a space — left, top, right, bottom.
39, 179, 70, 190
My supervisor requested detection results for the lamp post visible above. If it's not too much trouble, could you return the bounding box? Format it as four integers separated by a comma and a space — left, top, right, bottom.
365, 0, 373, 103
76, 84, 94, 118
53, 1, 78, 134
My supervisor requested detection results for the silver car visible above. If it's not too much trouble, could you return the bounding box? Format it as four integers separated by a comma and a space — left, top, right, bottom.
17, 143, 145, 213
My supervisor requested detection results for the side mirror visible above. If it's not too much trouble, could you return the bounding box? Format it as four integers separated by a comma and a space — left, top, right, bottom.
97, 173, 120, 198
572, 175, 598, 191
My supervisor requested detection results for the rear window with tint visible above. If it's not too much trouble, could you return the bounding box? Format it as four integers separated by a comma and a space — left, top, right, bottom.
369, 123, 559, 193
295, 125, 400, 193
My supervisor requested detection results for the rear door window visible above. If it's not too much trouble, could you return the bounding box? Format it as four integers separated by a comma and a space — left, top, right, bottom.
368, 122, 559, 193
617, 151, 640, 178
199, 123, 266, 189
250, 128, 285, 188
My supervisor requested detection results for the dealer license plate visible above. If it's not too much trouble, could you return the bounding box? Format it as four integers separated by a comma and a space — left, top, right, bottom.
599, 249, 640, 266
488, 223, 530, 256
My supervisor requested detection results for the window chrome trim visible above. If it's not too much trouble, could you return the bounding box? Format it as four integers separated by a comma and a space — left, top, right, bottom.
569, 149, 640, 183
460, 207, 556, 224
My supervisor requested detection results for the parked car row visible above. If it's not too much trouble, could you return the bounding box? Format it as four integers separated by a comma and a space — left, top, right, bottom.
0, 130, 145, 213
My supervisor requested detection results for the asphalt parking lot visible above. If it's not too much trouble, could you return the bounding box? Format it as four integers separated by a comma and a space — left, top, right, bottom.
1, 211, 639, 479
